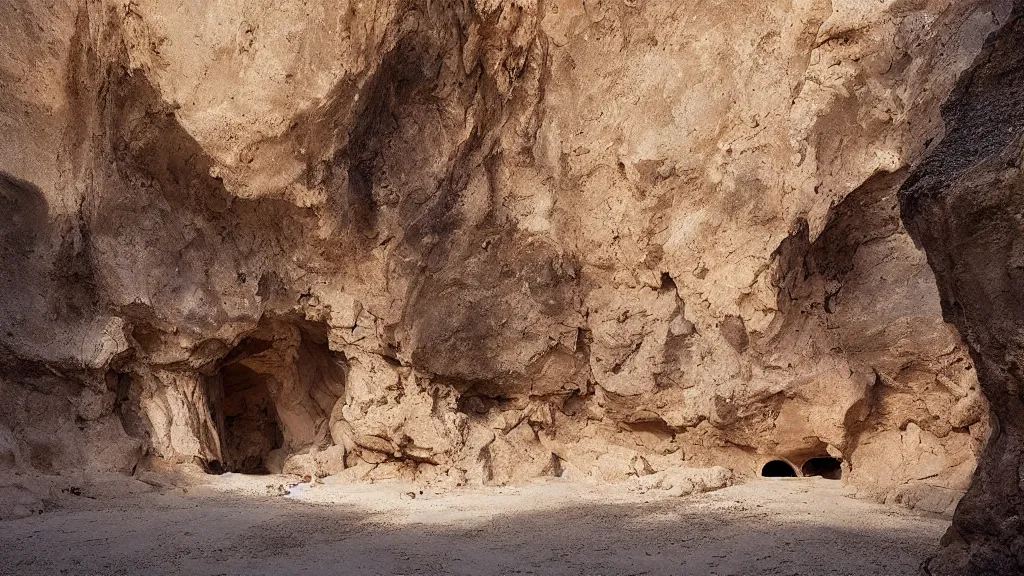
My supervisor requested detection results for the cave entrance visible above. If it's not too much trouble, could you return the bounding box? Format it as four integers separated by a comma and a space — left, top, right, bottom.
215, 356, 283, 474
801, 457, 842, 480
761, 460, 798, 477
205, 318, 347, 476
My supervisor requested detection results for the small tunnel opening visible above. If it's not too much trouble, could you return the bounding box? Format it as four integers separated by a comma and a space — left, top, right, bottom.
217, 361, 283, 474
801, 457, 843, 480
761, 459, 798, 477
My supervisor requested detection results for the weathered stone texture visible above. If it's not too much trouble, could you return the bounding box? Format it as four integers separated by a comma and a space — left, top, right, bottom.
0, 2, 1019, 571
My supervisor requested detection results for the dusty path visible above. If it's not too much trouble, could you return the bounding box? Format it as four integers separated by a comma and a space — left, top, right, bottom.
0, 477, 946, 576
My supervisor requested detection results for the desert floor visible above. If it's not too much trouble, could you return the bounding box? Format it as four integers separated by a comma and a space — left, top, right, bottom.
0, 475, 947, 575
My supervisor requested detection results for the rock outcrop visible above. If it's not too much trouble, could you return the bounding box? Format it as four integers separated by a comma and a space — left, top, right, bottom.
901, 3, 1024, 573
0, 1, 1019, 571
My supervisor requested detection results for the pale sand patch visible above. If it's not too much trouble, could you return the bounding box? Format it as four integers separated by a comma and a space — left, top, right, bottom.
0, 476, 947, 575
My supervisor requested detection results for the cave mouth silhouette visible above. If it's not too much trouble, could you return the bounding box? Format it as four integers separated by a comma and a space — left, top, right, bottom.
761, 459, 797, 477
801, 457, 843, 480
216, 361, 283, 474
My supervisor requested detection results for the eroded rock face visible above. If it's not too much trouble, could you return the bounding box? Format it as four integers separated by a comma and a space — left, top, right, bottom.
901, 4, 1024, 573
0, 0, 1011, 541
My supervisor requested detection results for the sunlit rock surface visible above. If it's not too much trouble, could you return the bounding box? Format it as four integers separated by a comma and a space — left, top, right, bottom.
1, 1, 1019, 572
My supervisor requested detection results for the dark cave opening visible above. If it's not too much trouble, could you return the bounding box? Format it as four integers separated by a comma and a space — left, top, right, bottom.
203, 319, 347, 475
214, 361, 283, 474
801, 457, 843, 480
761, 459, 798, 477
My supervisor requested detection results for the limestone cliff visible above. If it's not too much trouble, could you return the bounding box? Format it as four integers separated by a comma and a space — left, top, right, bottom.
0, 0, 1018, 572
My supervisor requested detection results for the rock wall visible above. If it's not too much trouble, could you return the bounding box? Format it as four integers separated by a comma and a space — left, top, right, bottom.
0, 0, 1014, 549
901, 3, 1024, 573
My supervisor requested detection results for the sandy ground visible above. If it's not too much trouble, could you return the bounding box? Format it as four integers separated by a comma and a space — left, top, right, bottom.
0, 475, 947, 576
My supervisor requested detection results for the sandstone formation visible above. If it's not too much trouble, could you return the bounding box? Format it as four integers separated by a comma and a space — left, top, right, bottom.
901, 3, 1024, 572
0, 0, 1020, 573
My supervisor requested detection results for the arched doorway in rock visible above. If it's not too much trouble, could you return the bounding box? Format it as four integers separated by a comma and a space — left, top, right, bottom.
801, 457, 842, 480
761, 459, 798, 477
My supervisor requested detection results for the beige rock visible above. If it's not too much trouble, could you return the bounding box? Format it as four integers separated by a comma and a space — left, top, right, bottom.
633, 466, 734, 498
0, 1, 1020, 572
